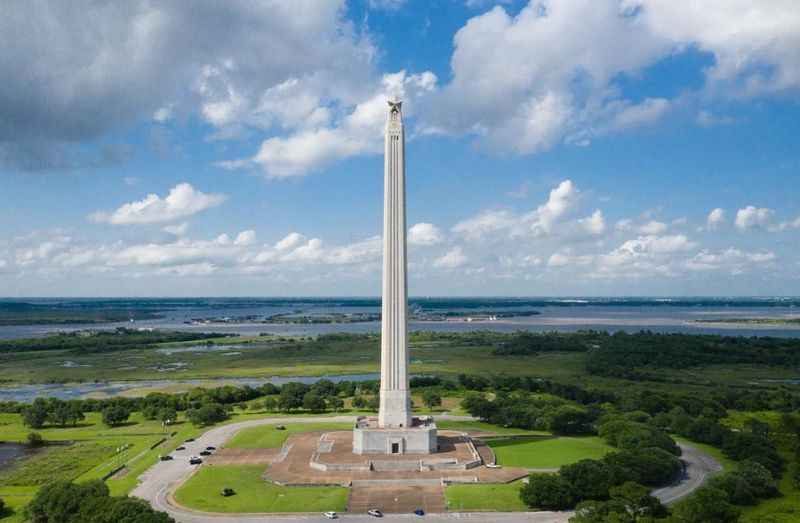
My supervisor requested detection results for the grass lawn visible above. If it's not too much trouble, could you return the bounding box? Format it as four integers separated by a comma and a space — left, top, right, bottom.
0, 442, 114, 486
489, 436, 613, 469
174, 464, 347, 513
226, 422, 353, 449
445, 481, 527, 512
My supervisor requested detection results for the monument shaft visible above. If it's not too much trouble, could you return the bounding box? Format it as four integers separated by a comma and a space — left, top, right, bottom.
379, 101, 411, 429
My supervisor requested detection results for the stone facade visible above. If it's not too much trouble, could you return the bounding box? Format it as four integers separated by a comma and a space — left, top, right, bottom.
353, 418, 437, 455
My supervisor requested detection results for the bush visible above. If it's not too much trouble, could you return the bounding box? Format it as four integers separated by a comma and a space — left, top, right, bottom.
520, 474, 576, 510
27, 432, 45, 447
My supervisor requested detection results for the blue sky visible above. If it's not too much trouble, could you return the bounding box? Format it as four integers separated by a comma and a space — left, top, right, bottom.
1, 0, 799, 297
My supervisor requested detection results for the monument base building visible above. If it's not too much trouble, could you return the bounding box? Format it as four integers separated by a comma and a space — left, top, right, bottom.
352, 416, 437, 455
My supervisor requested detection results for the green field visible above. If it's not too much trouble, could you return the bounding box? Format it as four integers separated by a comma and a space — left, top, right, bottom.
226, 422, 353, 449
489, 436, 614, 469
0, 333, 587, 385
445, 480, 528, 512
173, 464, 347, 513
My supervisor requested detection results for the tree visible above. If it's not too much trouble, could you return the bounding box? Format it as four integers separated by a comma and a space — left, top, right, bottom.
422, 390, 442, 410
157, 407, 177, 425
519, 474, 577, 510
707, 460, 778, 505
549, 406, 593, 435
560, 460, 614, 501
22, 400, 49, 429
670, 486, 740, 523
26, 480, 109, 523
25, 479, 174, 523
278, 383, 307, 412
302, 391, 326, 412
27, 432, 44, 447
328, 396, 344, 412
351, 395, 366, 409
0, 497, 5, 516
102, 405, 131, 427
262, 397, 278, 412
608, 481, 667, 518
602, 448, 682, 487
186, 403, 228, 426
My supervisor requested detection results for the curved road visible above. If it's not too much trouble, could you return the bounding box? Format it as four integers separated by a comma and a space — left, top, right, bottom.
131, 416, 720, 523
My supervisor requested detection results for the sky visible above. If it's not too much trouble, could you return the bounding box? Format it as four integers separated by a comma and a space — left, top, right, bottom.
1, 0, 799, 297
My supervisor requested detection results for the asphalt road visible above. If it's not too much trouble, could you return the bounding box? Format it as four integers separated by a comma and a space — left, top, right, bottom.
131, 416, 719, 523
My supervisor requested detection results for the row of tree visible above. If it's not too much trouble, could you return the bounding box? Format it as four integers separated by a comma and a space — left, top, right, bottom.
25, 480, 172, 523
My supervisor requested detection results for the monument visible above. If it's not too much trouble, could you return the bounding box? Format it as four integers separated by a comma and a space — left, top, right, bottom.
352, 100, 438, 455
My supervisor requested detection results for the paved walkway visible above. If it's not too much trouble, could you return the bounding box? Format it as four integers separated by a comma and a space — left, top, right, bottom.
131, 415, 720, 523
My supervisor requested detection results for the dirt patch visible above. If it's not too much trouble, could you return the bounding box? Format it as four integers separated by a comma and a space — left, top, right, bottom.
348, 484, 446, 514
207, 448, 278, 466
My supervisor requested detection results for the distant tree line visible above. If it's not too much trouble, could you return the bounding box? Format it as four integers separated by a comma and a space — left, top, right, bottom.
584, 331, 800, 380
0, 328, 228, 354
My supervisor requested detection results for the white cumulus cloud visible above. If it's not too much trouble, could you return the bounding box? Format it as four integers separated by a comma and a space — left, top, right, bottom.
90, 183, 226, 225
408, 223, 444, 246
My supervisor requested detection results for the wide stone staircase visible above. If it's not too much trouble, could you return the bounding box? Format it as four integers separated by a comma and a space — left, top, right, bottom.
347, 484, 447, 514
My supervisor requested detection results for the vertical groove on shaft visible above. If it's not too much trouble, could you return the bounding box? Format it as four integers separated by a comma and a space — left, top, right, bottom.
379, 106, 411, 428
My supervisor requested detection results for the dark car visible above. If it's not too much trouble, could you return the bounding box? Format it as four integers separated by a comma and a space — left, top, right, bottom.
414, 508, 425, 516
221, 488, 235, 497
159, 455, 173, 461
185, 438, 195, 442
189, 457, 203, 465
175, 446, 186, 451
199, 450, 212, 456
205, 446, 216, 451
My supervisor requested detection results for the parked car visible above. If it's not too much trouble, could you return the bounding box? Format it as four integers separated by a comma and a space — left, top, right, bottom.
159, 455, 173, 461
486, 463, 501, 468
220, 488, 235, 497
199, 450, 212, 456
184, 438, 195, 442
367, 509, 383, 517
323, 512, 338, 519
205, 446, 216, 451
189, 457, 202, 465
414, 508, 425, 516
175, 446, 186, 451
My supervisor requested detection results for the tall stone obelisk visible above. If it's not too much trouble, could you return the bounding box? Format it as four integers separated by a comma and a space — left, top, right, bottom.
352, 100, 435, 454
378, 99, 412, 429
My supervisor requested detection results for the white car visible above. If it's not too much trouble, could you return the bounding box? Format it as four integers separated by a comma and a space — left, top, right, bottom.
323, 512, 338, 519
486, 463, 502, 468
